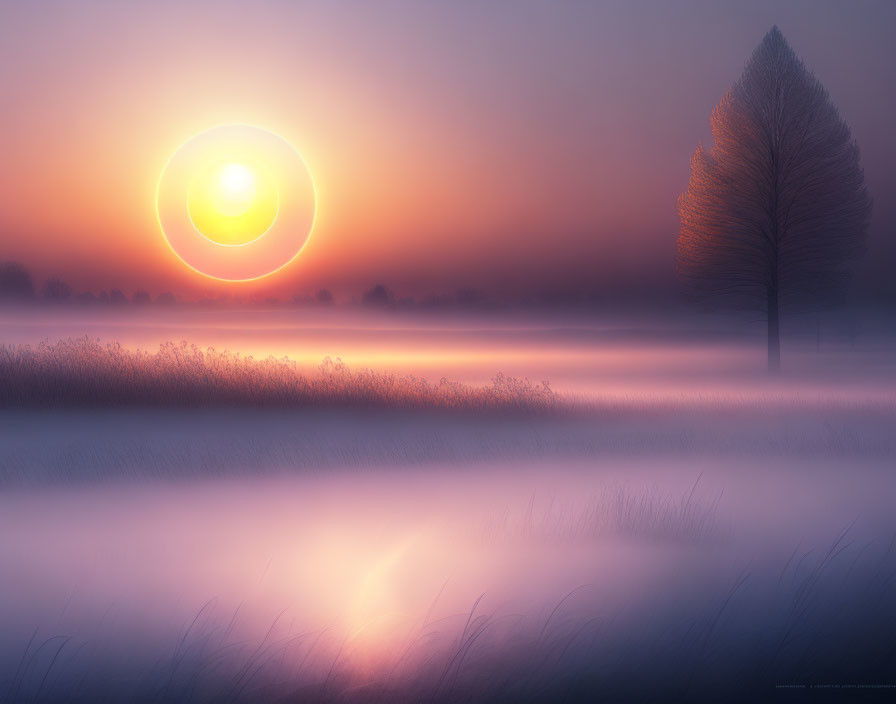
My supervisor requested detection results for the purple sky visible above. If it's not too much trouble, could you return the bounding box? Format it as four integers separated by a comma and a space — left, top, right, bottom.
0, 0, 893, 302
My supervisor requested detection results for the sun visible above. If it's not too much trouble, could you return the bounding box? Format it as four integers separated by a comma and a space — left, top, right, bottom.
186, 158, 281, 247
156, 124, 317, 281
214, 163, 256, 217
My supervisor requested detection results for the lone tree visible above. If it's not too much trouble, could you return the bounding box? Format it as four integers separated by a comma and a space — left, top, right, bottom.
677, 27, 872, 372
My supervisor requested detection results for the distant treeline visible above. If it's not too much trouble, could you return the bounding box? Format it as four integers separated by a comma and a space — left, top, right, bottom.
0, 261, 171, 307
0, 260, 632, 311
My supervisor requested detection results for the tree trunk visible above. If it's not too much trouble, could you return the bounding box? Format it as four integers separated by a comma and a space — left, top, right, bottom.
767, 287, 780, 373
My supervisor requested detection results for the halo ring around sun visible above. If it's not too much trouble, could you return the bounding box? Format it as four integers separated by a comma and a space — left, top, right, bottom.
156, 124, 317, 281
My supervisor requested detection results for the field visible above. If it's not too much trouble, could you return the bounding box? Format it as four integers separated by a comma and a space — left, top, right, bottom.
1, 307, 895, 702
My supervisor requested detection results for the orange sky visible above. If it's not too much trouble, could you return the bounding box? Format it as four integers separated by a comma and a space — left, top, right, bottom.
1, 1, 894, 302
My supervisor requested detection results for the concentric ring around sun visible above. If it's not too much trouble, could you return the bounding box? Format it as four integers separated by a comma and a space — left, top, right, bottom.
155, 124, 317, 281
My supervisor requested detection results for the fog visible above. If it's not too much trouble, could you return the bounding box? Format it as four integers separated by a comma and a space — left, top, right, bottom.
1, 307, 895, 700
2, 306, 894, 396
2, 455, 895, 700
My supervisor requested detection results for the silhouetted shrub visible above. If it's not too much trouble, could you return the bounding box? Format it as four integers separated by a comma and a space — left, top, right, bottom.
456, 288, 487, 307
316, 288, 334, 305
362, 284, 394, 306
109, 289, 127, 305
0, 261, 35, 301
156, 291, 177, 306
41, 277, 72, 303
132, 290, 151, 305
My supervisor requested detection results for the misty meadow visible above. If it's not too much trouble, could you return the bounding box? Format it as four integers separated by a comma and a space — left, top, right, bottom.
2, 2, 895, 702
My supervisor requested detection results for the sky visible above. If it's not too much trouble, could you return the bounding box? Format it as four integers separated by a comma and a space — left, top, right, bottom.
0, 0, 894, 303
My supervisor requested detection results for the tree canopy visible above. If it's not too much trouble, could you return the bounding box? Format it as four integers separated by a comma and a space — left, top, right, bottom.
677, 27, 872, 369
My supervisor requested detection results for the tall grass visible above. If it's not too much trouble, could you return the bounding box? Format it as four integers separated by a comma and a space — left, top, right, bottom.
480, 477, 726, 545
0, 337, 557, 413
3, 536, 896, 703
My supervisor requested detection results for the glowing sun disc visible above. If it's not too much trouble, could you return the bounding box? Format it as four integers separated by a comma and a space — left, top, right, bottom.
213, 163, 256, 216
156, 124, 317, 281
186, 159, 281, 247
